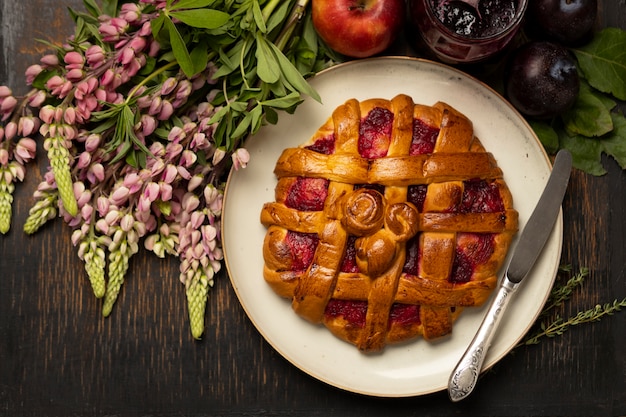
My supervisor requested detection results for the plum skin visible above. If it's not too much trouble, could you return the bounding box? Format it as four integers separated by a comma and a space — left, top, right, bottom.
528, 0, 598, 45
504, 41, 580, 119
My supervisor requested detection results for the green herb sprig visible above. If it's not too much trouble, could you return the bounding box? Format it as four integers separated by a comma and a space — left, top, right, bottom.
520, 266, 626, 346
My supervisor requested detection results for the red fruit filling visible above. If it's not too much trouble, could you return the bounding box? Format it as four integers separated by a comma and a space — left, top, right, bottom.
407, 184, 428, 212
389, 303, 421, 327
358, 107, 394, 159
402, 235, 421, 276
456, 179, 505, 213
410, 118, 439, 155
340, 235, 359, 273
285, 177, 329, 211
324, 300, 421, 328
449, 233, 495, 283
286, 231, 319, 271
306, 134, 335, 155
325, 299, 367, 327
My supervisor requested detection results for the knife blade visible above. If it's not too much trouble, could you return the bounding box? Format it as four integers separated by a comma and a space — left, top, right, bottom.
448, 149, 572, 402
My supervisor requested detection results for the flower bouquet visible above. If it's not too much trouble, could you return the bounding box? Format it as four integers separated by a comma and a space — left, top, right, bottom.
0, 0, 332, 339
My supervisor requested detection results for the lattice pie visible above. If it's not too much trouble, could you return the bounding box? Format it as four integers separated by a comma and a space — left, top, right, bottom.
260, 94, 518, 352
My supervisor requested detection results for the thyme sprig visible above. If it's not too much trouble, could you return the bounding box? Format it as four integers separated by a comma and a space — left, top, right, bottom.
519, 266, 626, 346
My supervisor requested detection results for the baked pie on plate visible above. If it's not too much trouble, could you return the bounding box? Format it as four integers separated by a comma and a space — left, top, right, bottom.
222, 57, 561, 397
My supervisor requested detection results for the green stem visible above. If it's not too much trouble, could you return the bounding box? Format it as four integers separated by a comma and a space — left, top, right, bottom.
125, 60, 178, 103
274, 0, 310, 51
261, 0, 282, 21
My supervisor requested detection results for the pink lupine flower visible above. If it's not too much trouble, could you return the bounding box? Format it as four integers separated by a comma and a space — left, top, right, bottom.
180, 150, 197, 168
81, 204, 94, 222
212, 148, 226, 165
64, 107, 76, 125
120, 213, 135, 232
40, 54, 59, 67
231, 148, 250, 170
95, 218, 110, 235
119, 3, 141, 23
84, 134, 101, 152
85, 45, 106, 68
148, 39, 160, 57
148, 96, 162, 116
159, 182, 173, 201
4, 122, 17, 140
167, 126, 185, 142
14, 138, 37, 163
157, 100, 174, 120
123, 172, 143, 193
182, 193, 200, 213
0, 149, 9, 166
76, 151, 92, 169
25, 64, 43, 84
28, 90, 46, 107
97, 196, 110, 217
18, 116, 39, 137
161, 77, 178, 95
99, 17, 129, 41
88, 163, 105, 184
64, 51, 85, 69
139, 114, 156, 136
110, 186, 130, 206
187, 174, 203, 192
190, 211, 205, 229
165, 143, 183, 161
161, 164, 178, 183
0, 95, 17, 115
66, 68, 85, 82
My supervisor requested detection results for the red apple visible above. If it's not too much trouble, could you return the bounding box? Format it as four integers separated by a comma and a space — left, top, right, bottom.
312, 0, 405, 58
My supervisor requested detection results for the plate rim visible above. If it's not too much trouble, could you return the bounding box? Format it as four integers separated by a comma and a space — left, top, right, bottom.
221, 56, 562, 397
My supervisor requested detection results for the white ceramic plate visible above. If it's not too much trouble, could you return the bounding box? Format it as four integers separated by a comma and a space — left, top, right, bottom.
222, 57, 562, 397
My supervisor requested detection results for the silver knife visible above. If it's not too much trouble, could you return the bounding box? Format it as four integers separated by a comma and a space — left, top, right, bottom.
448, 149, 572, 402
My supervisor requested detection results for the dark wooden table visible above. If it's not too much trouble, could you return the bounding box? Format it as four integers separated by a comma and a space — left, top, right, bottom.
1, 1, 625, 416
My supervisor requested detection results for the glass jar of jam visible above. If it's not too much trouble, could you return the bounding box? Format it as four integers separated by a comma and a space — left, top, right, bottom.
409, 0, 528, 63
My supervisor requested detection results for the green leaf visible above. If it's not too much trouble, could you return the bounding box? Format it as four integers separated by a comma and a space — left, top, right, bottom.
99, 0, 117, 18
169, 0, 217, 10
164, 16, 195, 77
600, 112, 626, 169
261, 91, 303, 109
169, 9, 230, 29
559, 130, 607, 175
572, 27, 626, 101
150, 14, 166, 41
190, 43, 209, 74
255, 34, 281, 84
559, 110, 626, 175
561, 81, 614, 137
530, 120, 560, 154
265, 0, 291, 33
268, 41, 321, 102
252, 0, 267, 33
230, 111, 253, 139
81, 0, 102, 17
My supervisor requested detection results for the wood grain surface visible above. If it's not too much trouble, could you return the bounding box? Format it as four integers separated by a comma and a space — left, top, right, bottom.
1, 1, 625, 416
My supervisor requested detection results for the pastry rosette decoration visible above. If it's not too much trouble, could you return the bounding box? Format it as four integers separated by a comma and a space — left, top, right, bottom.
261, 94, 518, 352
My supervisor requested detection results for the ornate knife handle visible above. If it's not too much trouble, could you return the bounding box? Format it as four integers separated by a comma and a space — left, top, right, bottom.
448, 276, 520, 402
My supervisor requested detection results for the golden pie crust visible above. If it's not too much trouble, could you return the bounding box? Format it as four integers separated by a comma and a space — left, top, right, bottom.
260, 94, 518, 353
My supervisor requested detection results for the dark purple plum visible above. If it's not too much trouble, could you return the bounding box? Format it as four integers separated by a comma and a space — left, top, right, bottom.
528, 0, 597, 45
504, 41, 580, 119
